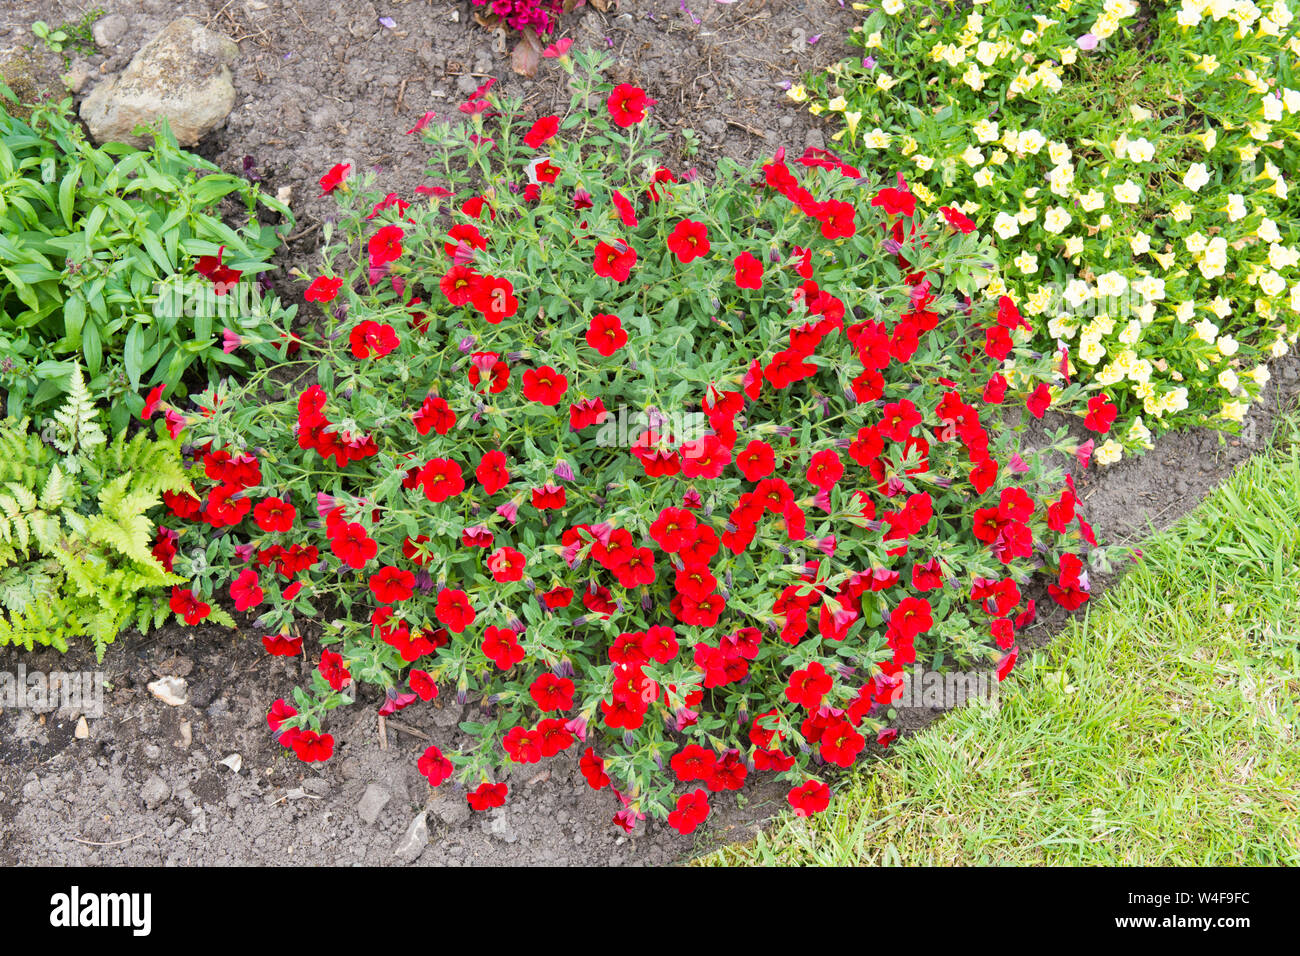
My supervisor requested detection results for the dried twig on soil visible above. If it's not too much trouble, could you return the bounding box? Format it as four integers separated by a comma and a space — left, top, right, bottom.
385, 719, 431, 741
70, 832, 147, 847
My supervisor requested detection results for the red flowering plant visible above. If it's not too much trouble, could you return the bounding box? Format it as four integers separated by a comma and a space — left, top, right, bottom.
162, 54, 1100, 830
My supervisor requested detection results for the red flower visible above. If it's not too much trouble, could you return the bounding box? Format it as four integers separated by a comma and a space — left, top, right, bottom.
169, 587, 210, 625
940, 205, 976, 233
736, 440, 776, 481
262, 632, 302, 656
418, 457, 465, 503
476, 450, 511, 495
671, 744, 717, 782
435, 588, 476, 633
607, 83, 654, 127
611, 190, 639, 227
267, 698, 297, 732
413, 395, 456, 436
733, 251, 763, 289
468, 352, 511, 393
418, 745, 454, 786
594, 240, 637, 281
985, 325, 1013, 361
330, 521, 378, 569
523, 114, 560, 148
1084, 394, 1117, 434
319, 162, 351, 194
305, 275, 343, 302
369, 566, 415, 603
470, 275, 519, 323
487, 546, 527, 582
667, 789, 711, 835
349, 321, 400, 359
483, 626, 525, 669
440, 264, 480, 305
194, 245, 242, 294
786, 661, 832, 710
580, 747, 610, 789
787, 780, 831, 817
141, 384, 165, 420
291, 730, 335, 762
253, 497, 295, 533
666, 219, 710, 263
806, 449, 844, 490
530, 673, 576, 712
586, 313, 628, 356
1026, 383, 1053, 419
319, 650, 351, 690
891, 596, 933, 639
409, 669, 438, 701
367, 224, 405, 265
467, 781, 507, 811
230, 569, 264, 612
522, 366, 569, 406
871, 186, 916, 218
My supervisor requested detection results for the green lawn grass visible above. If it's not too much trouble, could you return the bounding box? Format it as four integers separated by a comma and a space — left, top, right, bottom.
699, 418, 1300, 866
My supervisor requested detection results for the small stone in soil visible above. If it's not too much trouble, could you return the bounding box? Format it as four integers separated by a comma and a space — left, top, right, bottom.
356, 783, 391, 824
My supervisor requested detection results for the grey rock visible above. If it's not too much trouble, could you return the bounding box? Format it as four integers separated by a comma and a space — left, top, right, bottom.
81, 17, 239, 148
356, 783, 391, 824
92, 13, 129, 49
140, 775, 170, 810
393, 811, 428, 863
482, 809, 517, 844
426, 790, 470, 827
429, 702, 463, 729
804, 127, 825, 150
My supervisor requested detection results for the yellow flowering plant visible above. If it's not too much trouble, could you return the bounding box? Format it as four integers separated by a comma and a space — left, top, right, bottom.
804, 0, 1300, 463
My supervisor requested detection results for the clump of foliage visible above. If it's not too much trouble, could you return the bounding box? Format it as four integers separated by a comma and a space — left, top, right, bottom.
159, 54, 1104, 831
0, 365, 203, 660
800, 0, 1300, 465
0, 80, 295, 431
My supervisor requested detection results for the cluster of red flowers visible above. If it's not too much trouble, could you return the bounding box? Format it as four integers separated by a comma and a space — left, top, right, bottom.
165, 89, 1105, 831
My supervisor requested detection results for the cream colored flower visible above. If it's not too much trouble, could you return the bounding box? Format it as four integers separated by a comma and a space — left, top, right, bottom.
1114, 180, 1142, 204
1184, 162, 1211, 192
1095, 439, 1123, 466
993, 212, 1021, 239
1043, 206, 1072, 233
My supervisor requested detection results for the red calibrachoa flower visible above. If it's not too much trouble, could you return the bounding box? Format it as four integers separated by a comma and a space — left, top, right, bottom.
319, 650, 351, 690
292, 730, 335, 762
594, 239, 637, 281
370, 566, 415, 603
169, 587, 210, 625
666, 219, 710, 263
230, 569, 264, 612
262, 632, 302, 656
666, 789, 710, 835
253, 497, 296, 534
787, 780, 831, 817
524, 114, 560, 148
350, 321, 400, 359
607, 83, 654, 127
467, 782, 508, 811
522, 366, 569, 405
320, 162, 351, 194
733, 251, 763, 289
586, 313, 628, 356
331, 522, 378, 569
418, 745, 454, 785
305, 275, 344, 302
1084, 394, 1118, 434
435, 588, 476, 633
483, 625, 525, 669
